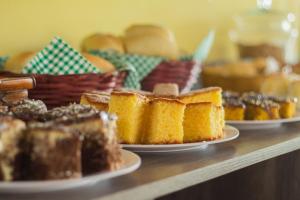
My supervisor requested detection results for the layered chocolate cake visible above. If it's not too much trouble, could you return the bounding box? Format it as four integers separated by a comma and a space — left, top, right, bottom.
0, 116, 26, 181
21, 124, 82, 180
44, 104, 122, 175
0, 103, 122, 181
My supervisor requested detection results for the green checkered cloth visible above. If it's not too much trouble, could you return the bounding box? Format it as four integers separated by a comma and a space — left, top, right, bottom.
90, 50, 164, 89
89, 31, 215, 89
23, 37, 100, 75
0, 56, 8, 71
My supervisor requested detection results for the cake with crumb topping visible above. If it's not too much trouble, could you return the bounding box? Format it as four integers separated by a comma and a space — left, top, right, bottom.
44, 104, 122, 175
10, 99, 47, 122
267, 96, 297, 119
242, 93, 280, 120
222, 91, 245, 121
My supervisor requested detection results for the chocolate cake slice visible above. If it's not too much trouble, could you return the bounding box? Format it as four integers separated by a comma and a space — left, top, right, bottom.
0, 116, 26, 181
22, 124, 82, 180
45, 104, 122, 175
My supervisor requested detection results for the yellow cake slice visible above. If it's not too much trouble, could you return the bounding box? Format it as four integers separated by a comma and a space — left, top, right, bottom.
183, 102, 224, 142
178, 87, 222, 106
108, 91, 148, 144
142, 98, 185, 144
216, 106, 225, 138
80, 91, 110, 112
222, 93, 246, 120
242, 93, 280, 120
267, 96, 297, 119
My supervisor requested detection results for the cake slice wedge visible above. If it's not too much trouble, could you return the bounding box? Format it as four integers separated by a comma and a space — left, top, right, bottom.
178, 87, 222, 106
142, 98, 185, 144
267, 96, 297, 119
108, 91, 148, 144
183, 102, 224, 142
222, 92, 245, 120
22, 124, 82, 180
45, 104, 122, 175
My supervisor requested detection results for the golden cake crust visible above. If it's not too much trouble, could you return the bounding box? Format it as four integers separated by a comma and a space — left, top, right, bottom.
81, 93, 109, 104
111, 91, 148, 99
185, 102, 212, 107
179, 87, 222, 98
149, 97, 185, 105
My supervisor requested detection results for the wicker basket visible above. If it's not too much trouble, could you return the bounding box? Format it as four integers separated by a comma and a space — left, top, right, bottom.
0, 71, 127, 108
141, 60, 200, 93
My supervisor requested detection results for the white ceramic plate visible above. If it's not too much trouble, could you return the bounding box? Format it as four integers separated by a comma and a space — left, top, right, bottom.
226, 114, 300, 130
0, 149, 141, 193
122, 125, 239, 153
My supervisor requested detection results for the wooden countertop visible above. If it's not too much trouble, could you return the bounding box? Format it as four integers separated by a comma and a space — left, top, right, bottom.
4, 123, 300, 200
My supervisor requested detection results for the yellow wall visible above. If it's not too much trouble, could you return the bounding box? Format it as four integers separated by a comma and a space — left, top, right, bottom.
0, 0, 299, 61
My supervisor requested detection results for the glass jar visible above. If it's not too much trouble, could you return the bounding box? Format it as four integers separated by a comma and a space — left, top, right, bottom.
230, 0, 298, 65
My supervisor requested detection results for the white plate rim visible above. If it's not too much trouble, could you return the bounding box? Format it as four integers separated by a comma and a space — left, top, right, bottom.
0, 149, 141, 193
121, 125, 239, 152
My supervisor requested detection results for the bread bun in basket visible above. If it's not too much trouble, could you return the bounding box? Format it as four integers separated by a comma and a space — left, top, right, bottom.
124, 24, 178, 59
82, 53, 115, 73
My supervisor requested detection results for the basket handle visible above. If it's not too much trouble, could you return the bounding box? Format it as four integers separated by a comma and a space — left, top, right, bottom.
0, 76, 36, 91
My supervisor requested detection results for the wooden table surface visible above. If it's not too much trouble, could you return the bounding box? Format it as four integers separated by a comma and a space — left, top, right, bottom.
4, 123, 300, 200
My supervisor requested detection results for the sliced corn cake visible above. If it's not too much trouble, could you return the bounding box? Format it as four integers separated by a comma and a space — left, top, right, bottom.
142, 98, 185, 144
183, 102, 224, 142
109, 91, 148, 144
179, 87, 222, 106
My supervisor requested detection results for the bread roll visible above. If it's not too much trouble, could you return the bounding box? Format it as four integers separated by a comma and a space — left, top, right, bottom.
124, 25, 178, 59
82, 53, 115, 73
4, 51, 36, 73
81, 33, 124, 53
